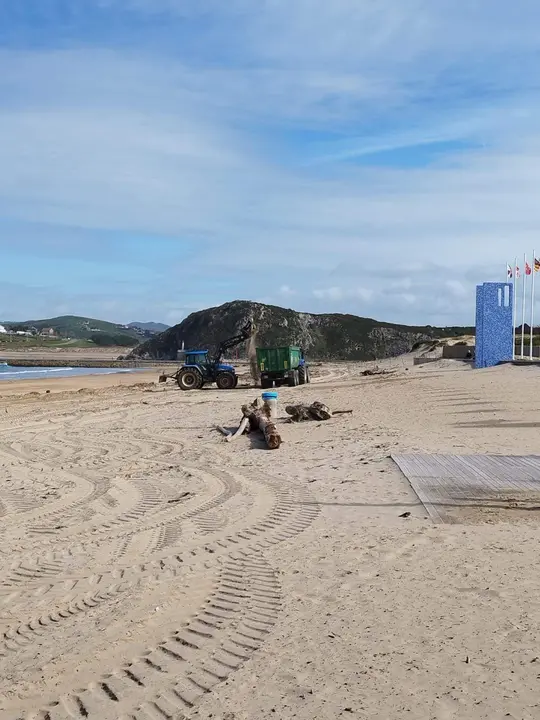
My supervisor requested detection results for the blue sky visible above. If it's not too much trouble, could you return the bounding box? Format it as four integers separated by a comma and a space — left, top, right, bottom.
1, 1, 540, 326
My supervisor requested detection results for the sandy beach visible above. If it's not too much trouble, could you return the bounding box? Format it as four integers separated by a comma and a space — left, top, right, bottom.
0, 358, 539, 719
0, 368, 169, 397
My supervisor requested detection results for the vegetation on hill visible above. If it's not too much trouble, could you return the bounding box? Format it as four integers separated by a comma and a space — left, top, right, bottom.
129, 301, 474, 362
89, 332, 139, 347
128, 321, 170, 333
1, 316, 146, 347
0, 336, 95, 350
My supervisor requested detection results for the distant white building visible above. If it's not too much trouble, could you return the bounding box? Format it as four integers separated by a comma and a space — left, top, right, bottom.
0, 325, 6, 334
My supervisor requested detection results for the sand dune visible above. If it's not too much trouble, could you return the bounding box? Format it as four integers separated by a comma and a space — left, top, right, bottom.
0, 359, 539, 719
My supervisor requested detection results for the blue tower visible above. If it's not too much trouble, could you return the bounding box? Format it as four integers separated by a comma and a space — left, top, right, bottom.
475, 282, 513, 368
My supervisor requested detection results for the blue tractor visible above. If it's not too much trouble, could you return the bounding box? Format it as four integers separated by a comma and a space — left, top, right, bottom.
169, 321, 253, 391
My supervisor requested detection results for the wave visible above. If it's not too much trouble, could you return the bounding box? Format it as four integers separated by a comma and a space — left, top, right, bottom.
0, 366, 138, 380
0, 367, 75, 377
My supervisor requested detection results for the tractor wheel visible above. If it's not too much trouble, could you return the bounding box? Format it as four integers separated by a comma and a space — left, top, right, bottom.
288, 370, 299, 387
233, 375, 239, 388
177, 368, 203, 391
298, 366, 307, 385
216, 372, 236, 390
305, 367, 311, 383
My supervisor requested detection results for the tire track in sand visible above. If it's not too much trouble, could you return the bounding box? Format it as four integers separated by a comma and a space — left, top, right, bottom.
0, 466, 238, 599
4, 474, 319, 720
0, 469, 311, 615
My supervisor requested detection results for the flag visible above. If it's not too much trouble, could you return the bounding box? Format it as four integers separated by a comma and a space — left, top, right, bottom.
535, 257, 540, 272
516, 266, 521, 278
507, 264, 513, 279
526, 262, 532, 275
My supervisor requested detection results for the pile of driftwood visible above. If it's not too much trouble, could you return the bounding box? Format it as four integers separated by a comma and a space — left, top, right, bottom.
360, 367, 396, 377
217, 399, 351, 450
216, 397, 281, 448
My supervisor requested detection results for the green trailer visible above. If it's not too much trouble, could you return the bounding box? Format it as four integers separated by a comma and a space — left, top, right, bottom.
256, 346, 310, 388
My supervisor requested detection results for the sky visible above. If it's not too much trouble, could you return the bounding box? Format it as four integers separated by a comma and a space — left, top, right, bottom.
1, 1, 540, 327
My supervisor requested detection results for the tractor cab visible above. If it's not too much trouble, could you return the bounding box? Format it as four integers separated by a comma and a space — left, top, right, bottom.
183, 351, 234, 374
183, 350, 210, 367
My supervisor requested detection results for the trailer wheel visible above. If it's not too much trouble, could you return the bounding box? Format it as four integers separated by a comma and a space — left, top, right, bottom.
177, 368, 203, 391
261, 376, 273, 389
288, 369, 299, 387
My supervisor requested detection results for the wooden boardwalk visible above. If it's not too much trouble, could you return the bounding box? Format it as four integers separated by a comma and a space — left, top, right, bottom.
392, 454, 540, 523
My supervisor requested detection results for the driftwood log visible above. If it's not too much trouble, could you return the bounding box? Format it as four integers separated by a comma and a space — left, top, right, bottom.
215, 425, 232, 438
285, 401, 332, 422
222, 399, 350, 446
285, 401, 352, 422
225, 398, 282, 449
225, 416, 250, 442
360, 368, 396, 377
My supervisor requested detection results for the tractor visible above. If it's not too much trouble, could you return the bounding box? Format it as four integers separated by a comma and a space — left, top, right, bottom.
160, 321, 253, 391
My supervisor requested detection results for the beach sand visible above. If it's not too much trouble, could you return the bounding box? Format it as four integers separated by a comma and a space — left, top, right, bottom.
0, 345, 129, 360
0, 367, 167, 397
1, 358, 539, 719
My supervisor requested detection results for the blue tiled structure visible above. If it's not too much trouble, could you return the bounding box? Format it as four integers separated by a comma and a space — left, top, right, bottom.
475, 285, 485, 369
475, 282, 513, 368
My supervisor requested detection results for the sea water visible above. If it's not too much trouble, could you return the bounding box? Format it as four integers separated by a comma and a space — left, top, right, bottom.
0, 365, 141, 381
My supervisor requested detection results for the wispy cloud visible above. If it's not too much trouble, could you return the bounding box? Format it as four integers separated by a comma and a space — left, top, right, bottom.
313, 287, 373, 303
0, 2, 539, 323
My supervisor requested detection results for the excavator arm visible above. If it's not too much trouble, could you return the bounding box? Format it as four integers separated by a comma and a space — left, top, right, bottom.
212, 321, 254, 364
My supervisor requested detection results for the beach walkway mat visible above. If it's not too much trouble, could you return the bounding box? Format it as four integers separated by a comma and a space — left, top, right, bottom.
392, 454, 540, 523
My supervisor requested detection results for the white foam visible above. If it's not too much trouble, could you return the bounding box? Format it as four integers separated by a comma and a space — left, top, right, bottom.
0, 366, 137, 380
0, 367, 74, 377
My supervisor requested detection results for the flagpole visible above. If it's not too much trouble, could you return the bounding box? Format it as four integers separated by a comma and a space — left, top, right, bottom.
521, 253, 527, 358
531, 250, 536, 360
512, 257, 517, 360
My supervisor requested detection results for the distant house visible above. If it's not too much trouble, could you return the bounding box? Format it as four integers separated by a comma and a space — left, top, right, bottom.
40, 327, 57, 337
0, 325, 6, 334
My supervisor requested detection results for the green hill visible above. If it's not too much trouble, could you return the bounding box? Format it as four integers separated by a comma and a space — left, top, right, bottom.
3, 315, 140, 347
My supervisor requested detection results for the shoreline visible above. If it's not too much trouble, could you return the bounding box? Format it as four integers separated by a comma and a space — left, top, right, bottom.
0, 357, 174, 368
0, 367, 167, 396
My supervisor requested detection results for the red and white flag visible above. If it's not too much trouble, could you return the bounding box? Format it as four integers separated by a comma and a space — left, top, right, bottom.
526, 261, 532, 275
516, 265, 521, 278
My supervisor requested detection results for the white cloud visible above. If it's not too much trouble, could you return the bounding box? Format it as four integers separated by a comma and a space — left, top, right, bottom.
313, 287, 374, 302
313, 287, 344, 301
397, 293, 416, 306
446, 280, 468, 298
0, 2, 540, 324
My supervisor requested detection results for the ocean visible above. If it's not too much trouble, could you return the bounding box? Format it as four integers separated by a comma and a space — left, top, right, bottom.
0, 364, 143, 381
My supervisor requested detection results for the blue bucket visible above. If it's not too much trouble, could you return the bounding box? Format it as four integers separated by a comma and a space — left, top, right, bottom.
262, 391, 278, 400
